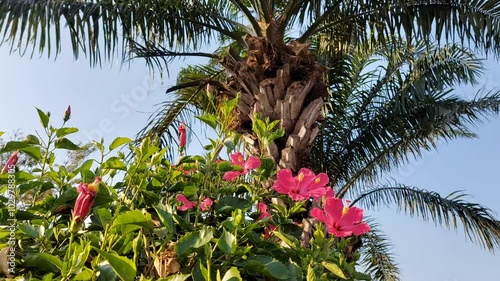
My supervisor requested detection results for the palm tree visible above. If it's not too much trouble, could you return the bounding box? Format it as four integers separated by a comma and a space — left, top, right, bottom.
2, 0, 500, 279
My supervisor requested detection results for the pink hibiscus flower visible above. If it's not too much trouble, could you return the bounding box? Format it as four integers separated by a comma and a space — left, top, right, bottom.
257, 202, 276, 239
272, 168, 329, 201
222, 152, 261, 181
310, 197, 370, 238
176, 194, 213, 211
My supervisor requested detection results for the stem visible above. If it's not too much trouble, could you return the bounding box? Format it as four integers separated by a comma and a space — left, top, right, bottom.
62, 232, 75, 281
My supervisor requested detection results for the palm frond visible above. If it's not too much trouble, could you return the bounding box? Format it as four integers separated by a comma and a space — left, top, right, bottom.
306, 0, 500, 60
136, 64, 223, 157
351, 185, 500, 251
360, 217, 401, 281
0, 0, 242, 66
311, 42, 500, 192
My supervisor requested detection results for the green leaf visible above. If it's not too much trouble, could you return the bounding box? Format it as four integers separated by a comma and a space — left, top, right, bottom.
23, 253, 62, 273
72, 242, 91, 270
321, 262, 346, 279
55, 138, 81, 150
197, 114, 218, 130
153, 204, 174, 233
98, 208, 113, 227
1, 141, 30, 152
103, 157, 127, 171
23, 134, 40, 145
353, 272, 372, 280
16, 171, 36, 181
176, 227, 214, 256
75, 159, 94, 173
222, 267, 242, 281
73, 268, 94, 280
223, 95, 239, 116
42, 273, 54, 281
273, 230, 300, 249
215, 197, 251, 214
0, 131, 4, 138
18, 224, 40, 238
36, 107, 49, 128
113, 210, 153, 230
97, 262, 116, 281
217, 230, 237, 254
244, 256, 291, 279
56, 127, 79, 138
20, 146, 41, 161
252, 118, 267, 139
307, 264, 316, 281
94, 249, 136, 281
258, 158, 276, 179
109, 137, 132, 151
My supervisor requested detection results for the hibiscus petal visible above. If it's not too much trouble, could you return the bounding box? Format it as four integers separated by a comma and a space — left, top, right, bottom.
339, 206, 365, 226
257, 202, 271, 220
229, 152, 245, 166
324, 197, 344, 226
176, 194, 191, 205
176, 194, 195, 210
313, 173, 329, 187
340, 222, 371, 236
288, 192, 309, 201
310, 208, 327, 223
297, 167, 315, 184
244, 156, 261, 170
177, 205, 190, 211
272, 183, 290, 195
276, 169, 295, 187
273, 169, 296, 194
351, 222, 371, 235
325, 187, 335, 198
257, 202, 267, 213
308, 186, 327, 199
223, 171, 242, 181
201, 198, 213, 211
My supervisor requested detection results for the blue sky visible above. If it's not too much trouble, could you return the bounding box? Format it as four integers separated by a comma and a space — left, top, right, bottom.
1, 44, 499, 280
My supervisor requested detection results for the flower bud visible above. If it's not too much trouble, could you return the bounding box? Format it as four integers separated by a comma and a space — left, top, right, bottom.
178, 122, 186, 154
1, 151, 18, 174
71, 177, 102, 232
63, 105, 71, 122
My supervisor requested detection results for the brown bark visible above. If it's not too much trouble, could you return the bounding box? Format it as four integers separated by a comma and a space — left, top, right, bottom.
218, 36, 327, 172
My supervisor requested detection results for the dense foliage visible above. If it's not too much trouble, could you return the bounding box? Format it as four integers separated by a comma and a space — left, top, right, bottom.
0, 105, 373, 280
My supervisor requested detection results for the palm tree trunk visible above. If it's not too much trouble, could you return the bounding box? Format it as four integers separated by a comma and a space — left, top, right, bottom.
220, 35, 328, 172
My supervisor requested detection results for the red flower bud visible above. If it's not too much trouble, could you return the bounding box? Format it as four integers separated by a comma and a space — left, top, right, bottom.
72, 177, 102, 226
63, 105, 71, 122
178, 122, 186, 154
1, 151, 18, 174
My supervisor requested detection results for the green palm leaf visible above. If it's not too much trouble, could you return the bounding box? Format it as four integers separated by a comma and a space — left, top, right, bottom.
305, 0, 500, 59
351, 185, 500, 251
311, 42, 500, 195
360, 218, 401, 281
0, 0, 243, 66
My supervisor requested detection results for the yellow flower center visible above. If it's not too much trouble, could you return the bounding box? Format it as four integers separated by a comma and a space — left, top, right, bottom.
314, 177, 321, 184
88, 183, 98, 192
238, 156, 244, 163
298, 172, 304, 182
342, 206, 349, 216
